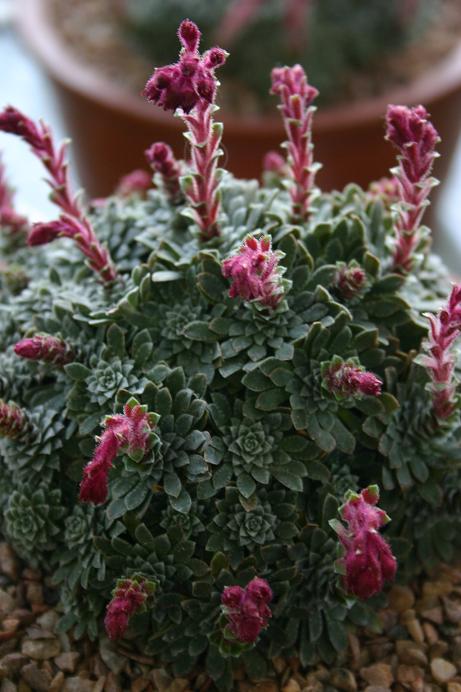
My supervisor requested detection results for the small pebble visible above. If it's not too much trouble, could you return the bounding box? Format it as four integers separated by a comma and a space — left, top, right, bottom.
282, 680, 301, 692
430, 658, 457, 684
360, 663, 394, 688
388, 585, 415, 613
329, 669, 357, 692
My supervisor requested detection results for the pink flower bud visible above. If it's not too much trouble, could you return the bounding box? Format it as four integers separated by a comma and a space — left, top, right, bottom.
323, 360, 382, 399
28, 221, 62, 246
14, 335, 74, 365
178, 18, 201, 52
335, 263, 367, 301
221, 576, 272, 645
145, 142, 182, 203
0, 400, 27, 440
222, 234, 286, 309
116, 169, 152, 197
263, 151, 286, 175
331, 486, 397, 600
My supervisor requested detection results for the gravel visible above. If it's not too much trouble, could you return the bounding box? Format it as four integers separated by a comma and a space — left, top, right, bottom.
2, 541, 461, 690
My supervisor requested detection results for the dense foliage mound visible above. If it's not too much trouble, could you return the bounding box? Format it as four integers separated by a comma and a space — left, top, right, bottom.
0, 18, 460, 691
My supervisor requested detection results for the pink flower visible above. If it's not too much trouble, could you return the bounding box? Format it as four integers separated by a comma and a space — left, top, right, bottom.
420, 284, 461, 419
331, 486, 397, 600
323, 360, 382, 399
385, 105, 440, 272
368, 176, 400, 204
0, 107, 116, 282
14, 335, 74, 366
116, 169, 152, 197
270, 65, 319, 222
221, 577, 272, 644
222, 234, 286, 309
0, 400, 27, 440
145, 142, 182, 203
144, 20, 227, 114
104, 577, 155, 640
79, 399, 157, 505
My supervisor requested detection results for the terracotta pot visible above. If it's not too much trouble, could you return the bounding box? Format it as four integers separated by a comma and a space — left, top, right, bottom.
16, 0, 461, 199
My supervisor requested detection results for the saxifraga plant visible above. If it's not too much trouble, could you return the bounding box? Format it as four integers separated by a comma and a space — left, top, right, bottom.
117, 0, 439, 106
1, 17, 461, 689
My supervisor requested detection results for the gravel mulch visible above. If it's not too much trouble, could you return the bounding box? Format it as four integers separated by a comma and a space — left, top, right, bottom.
1, 542, 461, 691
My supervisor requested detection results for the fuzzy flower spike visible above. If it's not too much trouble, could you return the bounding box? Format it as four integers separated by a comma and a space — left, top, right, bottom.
419, 284, 461, 420
221, 576, 273, 645
271, 64, 319, 223
0, 107, 116, 282
385, 104, 440, 272
222, 234, 288, 310
330, 486, 397, 600
79, 398, 159, 505
144, 19, 228, 240
104, 576, 157, 640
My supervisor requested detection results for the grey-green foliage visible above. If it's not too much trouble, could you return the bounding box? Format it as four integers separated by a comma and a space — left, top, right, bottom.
1, 152, 460, 690
118, 0, 439, 105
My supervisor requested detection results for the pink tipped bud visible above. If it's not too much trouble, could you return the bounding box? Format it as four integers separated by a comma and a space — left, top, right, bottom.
104, 577, 155, 640
270, 64, 319, 107
221, 577, 272, 644
331, 486, 397, 600
28, 221, 62, 246
178, 18, 201, 52
323, 360, 382, 399
14, 335, 74, 366
368, 176, 400, 204
0, 400, 27, 440
222, 234, 286, 309
145, 142, 182, 203
116, 169, 152, 197
263, 151, 287, 175
335, 263, 367, 301
203, 47, 229, 70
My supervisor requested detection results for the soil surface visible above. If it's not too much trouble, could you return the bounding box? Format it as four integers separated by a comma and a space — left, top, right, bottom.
47, 0, 461, 115
1, 540, 461, 691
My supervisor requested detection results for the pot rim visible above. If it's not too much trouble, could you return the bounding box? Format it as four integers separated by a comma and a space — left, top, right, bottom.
16, 0, 461, 135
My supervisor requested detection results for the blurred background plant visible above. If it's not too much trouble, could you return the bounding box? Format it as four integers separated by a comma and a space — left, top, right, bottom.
116, 0, 440, 108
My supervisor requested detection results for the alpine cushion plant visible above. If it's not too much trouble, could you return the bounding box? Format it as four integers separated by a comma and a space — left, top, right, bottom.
1, 17, 461, 690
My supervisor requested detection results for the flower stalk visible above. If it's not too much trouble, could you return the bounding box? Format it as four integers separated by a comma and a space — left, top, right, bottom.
144, 19, 228, 240
385, 104, 440, 272
270, 64, 319, 223
0, 107, 116, 282
419, 284, 461, 420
